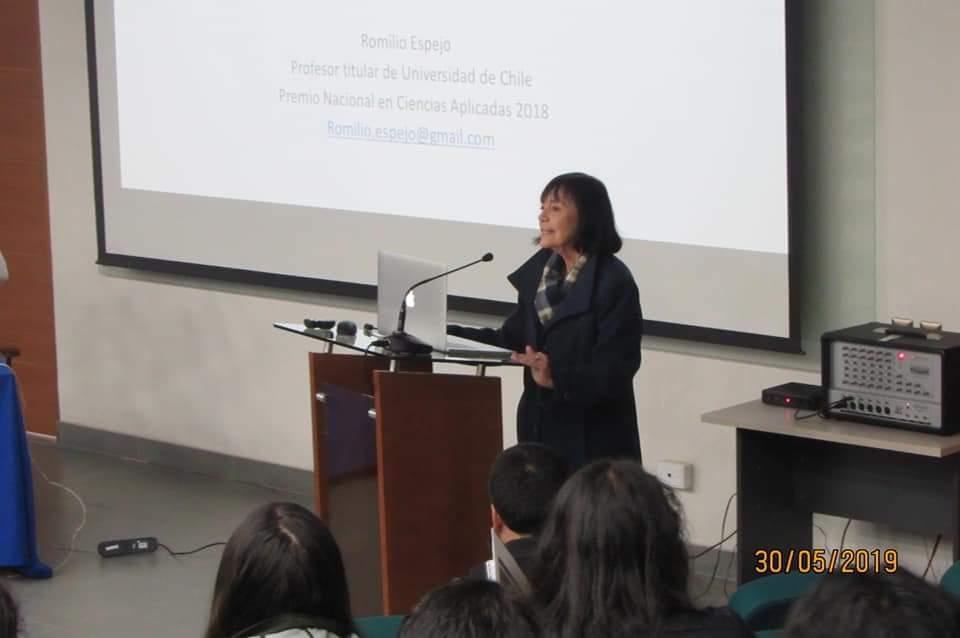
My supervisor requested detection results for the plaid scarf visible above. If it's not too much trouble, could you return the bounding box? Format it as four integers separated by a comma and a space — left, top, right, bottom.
534, 253, 588, 325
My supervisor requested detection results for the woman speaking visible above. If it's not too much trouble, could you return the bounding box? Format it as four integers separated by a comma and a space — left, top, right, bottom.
449, 173, 643, 469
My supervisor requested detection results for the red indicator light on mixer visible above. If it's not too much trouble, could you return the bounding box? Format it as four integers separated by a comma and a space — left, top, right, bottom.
897, 352, 906, 361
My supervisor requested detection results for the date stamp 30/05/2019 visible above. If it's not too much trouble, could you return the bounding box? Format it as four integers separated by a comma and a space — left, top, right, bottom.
754, 548, 899, 575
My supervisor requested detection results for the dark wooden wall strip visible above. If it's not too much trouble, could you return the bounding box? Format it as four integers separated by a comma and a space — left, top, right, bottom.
0, 0, 60, 436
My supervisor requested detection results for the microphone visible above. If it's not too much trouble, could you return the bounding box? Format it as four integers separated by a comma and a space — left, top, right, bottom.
388, 252, 494, 355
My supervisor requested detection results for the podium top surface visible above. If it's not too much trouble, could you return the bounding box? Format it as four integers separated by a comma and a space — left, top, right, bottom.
273, 322, 520, 367
702, 400, 960, 458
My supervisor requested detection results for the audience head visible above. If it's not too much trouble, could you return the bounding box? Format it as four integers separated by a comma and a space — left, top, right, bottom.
784, 568, 960, 638
399, 579, 538, 638
204, 502, 355, 638
539, 172, 622, 255
531, 459, 693, 637
0, 582, 18, 638
488, 443, 569, 539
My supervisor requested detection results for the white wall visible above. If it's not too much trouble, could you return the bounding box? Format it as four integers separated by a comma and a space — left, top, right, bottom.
37, 0, 960, 575
875, 1, 960, 327
855, 0, 960, 578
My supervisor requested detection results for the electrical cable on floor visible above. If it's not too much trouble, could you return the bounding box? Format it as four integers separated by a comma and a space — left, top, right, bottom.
158, 542, 226, 557
50, 546, 95, 555
815, 524, 830, 553
718, 522, 832, 596
14, 364, 86, 573
722, 538, 739, 596
839, 518, 853, 551
922, 534, 942, 580
690, 530, 737, 560
924, 537, 939, 581
695, 492, 737, 600
47, 541, 225, 560
35, 466, 225, 566
37, 469, 87, 573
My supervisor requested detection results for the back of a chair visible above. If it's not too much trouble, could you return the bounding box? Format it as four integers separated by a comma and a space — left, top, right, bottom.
355, 615, 405, 638
941, 561, 960, 598
729, 572, 822, 631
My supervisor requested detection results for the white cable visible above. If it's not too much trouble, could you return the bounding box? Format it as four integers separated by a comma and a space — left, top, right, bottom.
3, 363, 86, 571
815, 524, 830, 553
722, 538, 738, 596
923, 536, 941, 582
696, 491, 737, 600
37, 469, 87, 572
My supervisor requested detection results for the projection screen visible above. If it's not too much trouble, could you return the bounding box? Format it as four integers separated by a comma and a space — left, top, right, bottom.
87, 0, 801, 352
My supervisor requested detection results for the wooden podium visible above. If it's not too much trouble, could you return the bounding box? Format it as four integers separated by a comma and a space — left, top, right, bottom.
275, 323, 508, 615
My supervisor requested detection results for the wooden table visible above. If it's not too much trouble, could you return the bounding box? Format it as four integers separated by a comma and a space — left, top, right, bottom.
702, 400, 960, 583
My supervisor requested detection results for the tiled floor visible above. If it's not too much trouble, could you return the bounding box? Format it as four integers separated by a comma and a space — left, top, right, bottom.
4, 441, 733, 638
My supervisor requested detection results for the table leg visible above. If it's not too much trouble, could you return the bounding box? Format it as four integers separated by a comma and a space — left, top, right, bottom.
737, 428, 811, 583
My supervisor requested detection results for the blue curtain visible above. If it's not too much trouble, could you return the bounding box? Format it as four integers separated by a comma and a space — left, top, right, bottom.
0, 366, 52, 577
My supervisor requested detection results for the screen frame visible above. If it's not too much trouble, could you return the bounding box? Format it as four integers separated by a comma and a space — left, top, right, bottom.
85, 0, 803, 354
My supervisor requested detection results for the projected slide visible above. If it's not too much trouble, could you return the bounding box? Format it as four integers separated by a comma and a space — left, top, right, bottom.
91, 0, 796, 348
112, 0, 786, 254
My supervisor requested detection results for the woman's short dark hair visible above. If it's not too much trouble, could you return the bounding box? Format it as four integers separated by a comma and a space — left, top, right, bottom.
0, 582, 19, 638
204, 502, 356, 638
399, 579, 539, 638
540, 172, 623, 255
530, 460, 693, 638
784, 569, 960, 638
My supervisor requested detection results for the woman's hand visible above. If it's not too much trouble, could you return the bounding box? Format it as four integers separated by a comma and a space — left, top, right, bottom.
511, 346, 555, 389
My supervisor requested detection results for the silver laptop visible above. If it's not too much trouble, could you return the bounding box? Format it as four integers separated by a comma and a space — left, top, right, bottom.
376, 251, 448, 347
376, 251, 513, 359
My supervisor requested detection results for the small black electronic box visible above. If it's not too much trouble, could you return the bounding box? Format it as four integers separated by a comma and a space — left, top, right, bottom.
762, 382, 824, 410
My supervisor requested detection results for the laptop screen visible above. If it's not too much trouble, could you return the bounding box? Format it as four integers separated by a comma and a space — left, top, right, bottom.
376, 251, 448, 350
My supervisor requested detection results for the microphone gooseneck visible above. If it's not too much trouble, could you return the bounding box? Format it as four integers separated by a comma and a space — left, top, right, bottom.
389, 253, 494, 355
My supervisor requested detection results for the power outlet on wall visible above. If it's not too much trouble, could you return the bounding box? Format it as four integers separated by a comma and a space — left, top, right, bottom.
657, 460, 693, 491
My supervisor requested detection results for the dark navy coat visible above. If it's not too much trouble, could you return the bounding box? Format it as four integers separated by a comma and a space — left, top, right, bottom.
451, 249, 642, 468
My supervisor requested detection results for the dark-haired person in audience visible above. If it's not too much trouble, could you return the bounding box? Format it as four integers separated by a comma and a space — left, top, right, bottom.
531, 460, 752, 638
468, 443, 569, 582
399, 579, 538, 638
783, 568, 960, 638
204, 502, 358, 638
1, 581, 18, 638
448, 173, 643, 469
